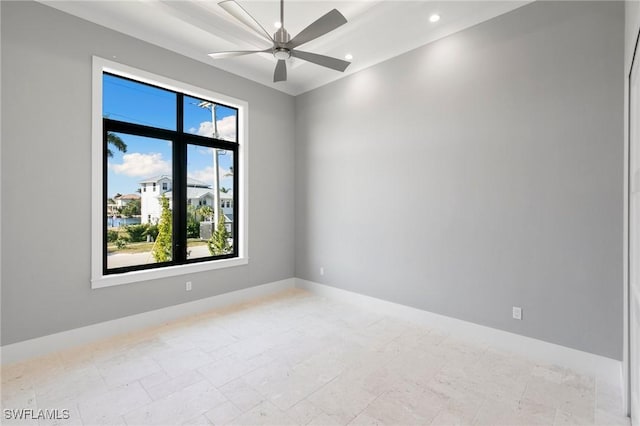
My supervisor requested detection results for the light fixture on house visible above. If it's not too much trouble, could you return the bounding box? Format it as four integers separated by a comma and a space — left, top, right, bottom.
429, 14, 441, 23
345, 53, 353, 61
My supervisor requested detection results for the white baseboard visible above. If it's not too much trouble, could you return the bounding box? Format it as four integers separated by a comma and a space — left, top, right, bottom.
0, 278, 295, 365
296, 279, 623, 387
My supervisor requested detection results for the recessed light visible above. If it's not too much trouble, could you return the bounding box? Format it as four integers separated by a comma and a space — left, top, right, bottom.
429, 14, 440, 23
345, 53, 353, 61
274, 21, 282, 29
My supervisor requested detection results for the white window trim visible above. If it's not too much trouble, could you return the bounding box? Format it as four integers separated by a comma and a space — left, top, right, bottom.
91, 56, 249, 289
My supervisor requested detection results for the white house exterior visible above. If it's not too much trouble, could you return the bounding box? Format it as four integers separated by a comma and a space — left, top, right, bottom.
139, 175, 233, 227
140, 175, 173, 224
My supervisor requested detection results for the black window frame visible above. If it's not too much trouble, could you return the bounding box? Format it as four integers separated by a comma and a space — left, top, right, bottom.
103, 72, 239, 275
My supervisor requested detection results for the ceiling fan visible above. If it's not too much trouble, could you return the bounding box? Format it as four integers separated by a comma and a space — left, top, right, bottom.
208, 0, 351, 82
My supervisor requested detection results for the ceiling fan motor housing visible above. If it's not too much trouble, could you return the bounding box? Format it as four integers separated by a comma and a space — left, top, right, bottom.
274, 27, 291, 46
273, 27, 291, 60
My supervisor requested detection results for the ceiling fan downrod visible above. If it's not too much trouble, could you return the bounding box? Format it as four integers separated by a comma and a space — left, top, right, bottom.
274, 0, 290, 46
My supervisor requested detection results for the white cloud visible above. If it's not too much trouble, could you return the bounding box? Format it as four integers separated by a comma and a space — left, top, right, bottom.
109, 152, 171, 177
189, 166, 233, 187
194, 115, 237, 141
197, 147, 213, 156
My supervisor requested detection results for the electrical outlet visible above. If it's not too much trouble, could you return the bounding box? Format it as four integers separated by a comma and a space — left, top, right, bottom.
512, 306, 522, 320
320, 267, 324, 276
186, 281, 192, 291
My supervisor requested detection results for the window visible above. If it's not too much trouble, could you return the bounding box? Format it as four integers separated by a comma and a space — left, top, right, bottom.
92, 57, 247, 288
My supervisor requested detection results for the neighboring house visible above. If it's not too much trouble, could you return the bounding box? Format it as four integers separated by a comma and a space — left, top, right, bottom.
140, 175, 174, 224
108, 193, 141, 216
140, 175, 233, 229
107, 200, 117, 216
114, 193, 141, 209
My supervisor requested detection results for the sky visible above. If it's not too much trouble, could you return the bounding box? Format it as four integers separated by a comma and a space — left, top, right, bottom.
104, 74, 235, 197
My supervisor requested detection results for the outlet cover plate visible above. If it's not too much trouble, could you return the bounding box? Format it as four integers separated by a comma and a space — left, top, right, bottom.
512, 306, 522, 320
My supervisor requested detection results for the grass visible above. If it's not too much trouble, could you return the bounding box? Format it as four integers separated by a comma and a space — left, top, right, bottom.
107, 241, 154, 254
187, 239, 209, 246
107, 238, 208, 254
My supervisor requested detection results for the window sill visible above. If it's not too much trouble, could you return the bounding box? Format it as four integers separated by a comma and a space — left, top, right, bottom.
91, 257, 248, 289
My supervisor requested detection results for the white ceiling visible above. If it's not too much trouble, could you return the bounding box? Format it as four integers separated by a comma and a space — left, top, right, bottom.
40, 0, 530, 96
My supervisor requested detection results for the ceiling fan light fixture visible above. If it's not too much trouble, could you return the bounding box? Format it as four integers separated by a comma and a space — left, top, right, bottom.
274, 48, 291, 60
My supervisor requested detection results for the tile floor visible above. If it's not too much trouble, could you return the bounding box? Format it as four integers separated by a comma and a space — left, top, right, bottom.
0, 289, 631, 426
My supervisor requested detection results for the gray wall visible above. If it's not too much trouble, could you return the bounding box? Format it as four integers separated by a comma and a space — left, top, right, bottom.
295, 1, 624, 359
1, 1, 295, 345
1, 1, 626, 360
626, 1, 639, 73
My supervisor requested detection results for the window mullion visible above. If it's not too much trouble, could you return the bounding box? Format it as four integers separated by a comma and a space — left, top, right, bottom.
102, 120, 110, 275
173, 94, 187, 263
232, 143, 239, 257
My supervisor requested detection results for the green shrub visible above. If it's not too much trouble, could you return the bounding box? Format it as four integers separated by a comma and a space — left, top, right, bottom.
125, 224, 148, 242
144, 224, 159, 241
187, 220, 200, 239
115, 238, 129, 249
208, 214, 232, 256
152, 194, 172, 262
107, 229, 119, 243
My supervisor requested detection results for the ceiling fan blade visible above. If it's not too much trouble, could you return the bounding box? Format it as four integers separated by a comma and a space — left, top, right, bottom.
219, 0, 274, 43
274, 59, 287, 82
288, 9, 347, 49
291, 50, 350, 72
208, 49, 270, 59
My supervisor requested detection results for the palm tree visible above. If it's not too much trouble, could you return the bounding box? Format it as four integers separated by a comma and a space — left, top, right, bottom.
107, 132, 127, 158
198, 205, 214, 222
220, 187, 230, 194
